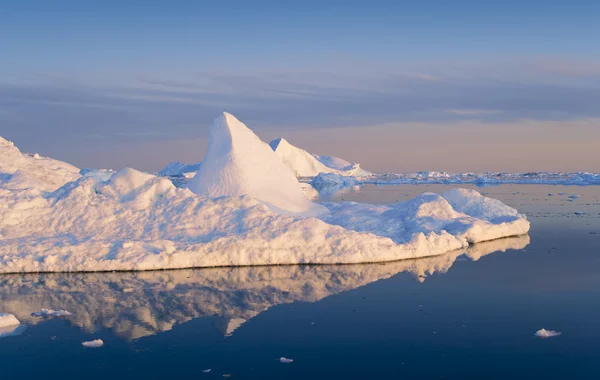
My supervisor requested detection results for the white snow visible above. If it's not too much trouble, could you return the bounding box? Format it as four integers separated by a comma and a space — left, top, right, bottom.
270, 137, 370, 177
280, 357, 294, 363
0, 113, 530, 273
269, 137, 339, 177
187, 113, 328, 217
31, 309, 72, 317
0, 313, 20, 328
535, 329, 561, 338
82, 339, 104, 347
0, 136, 80, 192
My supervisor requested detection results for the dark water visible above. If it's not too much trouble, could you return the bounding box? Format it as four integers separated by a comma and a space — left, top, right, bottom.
1, 185, 599, 379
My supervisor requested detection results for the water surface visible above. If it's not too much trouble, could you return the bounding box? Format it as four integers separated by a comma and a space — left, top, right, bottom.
1, 185, 599, 379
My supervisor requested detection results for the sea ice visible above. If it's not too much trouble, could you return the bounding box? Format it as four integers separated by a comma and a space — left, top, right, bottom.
0, 113, 530, 273
535, 329, 561, 338
280, 357, 294, 363
31, 309, 72, 317
0, 313, 20, 328
82, 339, 104, 347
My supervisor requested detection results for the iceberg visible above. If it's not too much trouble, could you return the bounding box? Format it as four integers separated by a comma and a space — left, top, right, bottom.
535, 329, 561, 338
158, 161, 202, 177
0, 136, 80, 192
269, 137, 340, 177
0, 113, 529, 273
270, 137, 369, 177
81, 339, 104, 348
187, 113, 328, 217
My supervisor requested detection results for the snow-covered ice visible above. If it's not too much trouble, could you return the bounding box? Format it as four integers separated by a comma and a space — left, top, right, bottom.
0, 113, 530, 273
82, 339, 104, 347
280, 357, 294, 363
187, 113, 328, 217
535, 329, 561, 338
0, 313, 20, 328
31, 309, 72, 317
270, 137, 370, 177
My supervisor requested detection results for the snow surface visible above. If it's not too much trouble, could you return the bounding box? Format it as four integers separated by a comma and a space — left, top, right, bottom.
0, 313, 20, 328
0, 136, 80, 192
269, 137, 340, 177
535, 329, 561, 338
269, 137, 369, 177
0, 113, 530, 273
187, 113, 328, 217
31, 308, 72, 317
81, 339, 104, 347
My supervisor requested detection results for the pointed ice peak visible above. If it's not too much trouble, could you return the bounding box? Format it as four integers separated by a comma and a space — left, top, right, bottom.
187, 113, 328, 217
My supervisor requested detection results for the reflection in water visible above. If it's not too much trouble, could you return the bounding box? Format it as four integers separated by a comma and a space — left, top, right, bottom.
0, 236, 528, 341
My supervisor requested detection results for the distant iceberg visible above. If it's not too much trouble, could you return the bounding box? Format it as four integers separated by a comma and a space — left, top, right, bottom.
535, 329, 561, 338
158, 161, 202, 177
311, 171, 600, 192
269, 137, 370, 177
0, 113, 529, 273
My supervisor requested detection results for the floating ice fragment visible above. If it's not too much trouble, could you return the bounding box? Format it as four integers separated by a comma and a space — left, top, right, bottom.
31, 308, 72, 317
535, 329, 561, 338
82, 339, 104, 347
0, 313, 20, 328
280, 357, 294, 364
203, 369, 212, 373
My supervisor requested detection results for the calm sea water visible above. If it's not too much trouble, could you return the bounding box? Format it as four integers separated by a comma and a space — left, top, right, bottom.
1, 185, 599, 379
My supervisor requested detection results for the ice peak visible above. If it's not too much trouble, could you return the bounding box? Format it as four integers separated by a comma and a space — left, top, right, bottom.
188, 114, 328, 217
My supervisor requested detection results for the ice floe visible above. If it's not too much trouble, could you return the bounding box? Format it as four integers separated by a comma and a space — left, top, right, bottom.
0, 113, 529, 273
82, 339, 104, 347
535, 329, 561, 338
0, 313, 20, 328
31, 309, 72, 317
280, 357, 294, 363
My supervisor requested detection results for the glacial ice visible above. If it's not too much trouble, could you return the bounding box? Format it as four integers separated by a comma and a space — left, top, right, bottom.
0, 113, 530, 273
535, 329, 561, 338
81, 339, 104, 347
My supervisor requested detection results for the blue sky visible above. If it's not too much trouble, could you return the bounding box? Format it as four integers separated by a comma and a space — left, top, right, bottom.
1, 0, 599, 171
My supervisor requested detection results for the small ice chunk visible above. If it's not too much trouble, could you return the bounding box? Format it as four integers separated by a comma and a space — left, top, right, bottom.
280, 357, 294, 364
568, 194, 579, 199
0, 313, 20, 328
82, 339, 104, 347
31, 309, 72, 317
203, 369, 212, 373
535, 329, 561, 338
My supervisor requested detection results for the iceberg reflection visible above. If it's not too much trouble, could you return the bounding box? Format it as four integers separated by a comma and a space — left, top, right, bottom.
0, 235, 528, 340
